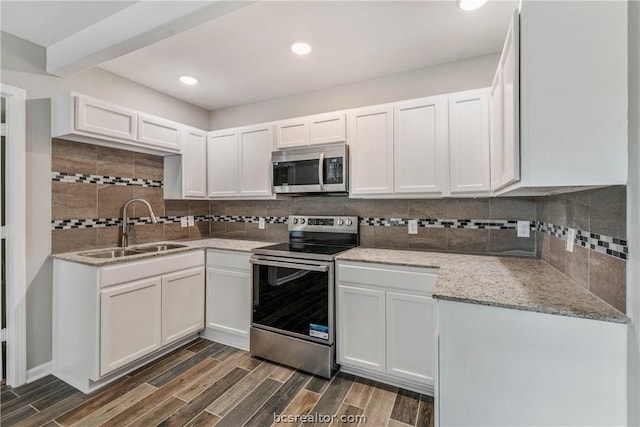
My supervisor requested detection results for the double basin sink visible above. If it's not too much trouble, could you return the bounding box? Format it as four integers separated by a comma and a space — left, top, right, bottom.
80, 243, 187, 259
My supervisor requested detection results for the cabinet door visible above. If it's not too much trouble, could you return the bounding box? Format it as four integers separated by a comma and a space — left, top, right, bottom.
207, 130, 239, 197
386, 292, 435, 385
183, 128, 207, 198
75, 95, 137, 141
448, 90, 491, 195
137, 114, 181, 152
394, 97, 448, 195
161, 267, 205, 346
100, 277, 161, 376
276, 118, 309, 149
206, 267, 251, 338
490, 69, 504, 191
498, 9, 521, 189
310, 113, 346, 145
348, 106, 394, 195
238, 125, 273, 197
337, 284, 386, 372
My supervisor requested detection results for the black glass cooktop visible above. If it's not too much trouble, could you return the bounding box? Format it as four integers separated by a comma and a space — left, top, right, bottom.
253, 241, 355, 261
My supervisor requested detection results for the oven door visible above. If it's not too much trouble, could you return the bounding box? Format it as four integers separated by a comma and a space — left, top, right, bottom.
251, 256, 334, 345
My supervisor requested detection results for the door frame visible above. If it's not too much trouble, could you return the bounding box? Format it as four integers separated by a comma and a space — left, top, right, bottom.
1, 83, 27, 387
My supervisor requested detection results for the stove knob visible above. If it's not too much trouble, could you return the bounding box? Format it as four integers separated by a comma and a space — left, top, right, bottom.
345, 219, 353, 226
337, 219, 344, 226
292, 218, 298, 224
300, 218, 306, 224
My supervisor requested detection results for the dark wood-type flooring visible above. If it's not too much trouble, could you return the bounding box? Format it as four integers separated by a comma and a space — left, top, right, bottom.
0, 339, 434, 426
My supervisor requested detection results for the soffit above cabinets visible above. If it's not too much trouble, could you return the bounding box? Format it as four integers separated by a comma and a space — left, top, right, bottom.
0, 0, 517, 111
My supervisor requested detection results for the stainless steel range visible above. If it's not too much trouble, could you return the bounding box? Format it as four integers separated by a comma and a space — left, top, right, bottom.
250, 215, 358, 378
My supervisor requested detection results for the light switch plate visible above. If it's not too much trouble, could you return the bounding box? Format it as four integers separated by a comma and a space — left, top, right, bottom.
187, 215, 195, 227
517, 221, 530, 238
408, 220, 418, 235
259, 217, 266, 229
180, 217, 188, 228
566, 228, 576, 252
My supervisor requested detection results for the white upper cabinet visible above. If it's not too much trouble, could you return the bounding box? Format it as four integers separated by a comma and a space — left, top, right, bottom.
183, 128, 208, 198
137, 113, 182, 152
207, 124, 274, 199
491, 9, 520, 192
393, 97, 448, 195
309, 112, 346, 145
496, 2, 627, 195
238, 124, 273, 197
276, 118, 309, 148
448, 89, 491, 196
275, 112, 346, 149
348, 106, 394, 195
53, 93, 184, 155
207, 129, 239, 197
164, 127, 207, 200
75, 95, 138, 142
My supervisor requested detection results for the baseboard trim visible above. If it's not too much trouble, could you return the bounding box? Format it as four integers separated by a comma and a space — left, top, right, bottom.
339, 364, 434, 396
27, 361, 53, 383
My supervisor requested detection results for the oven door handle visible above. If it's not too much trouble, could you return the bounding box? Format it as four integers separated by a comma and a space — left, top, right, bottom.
250, 258, 329, 272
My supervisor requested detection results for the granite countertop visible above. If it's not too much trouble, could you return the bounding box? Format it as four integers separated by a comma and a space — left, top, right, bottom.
335, 247, 628, 324
50, 238, 270, 267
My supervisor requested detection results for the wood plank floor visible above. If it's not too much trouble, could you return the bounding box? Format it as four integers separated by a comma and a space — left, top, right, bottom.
0, 339, 434, 427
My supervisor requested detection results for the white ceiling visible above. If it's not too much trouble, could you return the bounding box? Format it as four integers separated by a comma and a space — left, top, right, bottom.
0, 1, 137, 47
1, 1, 517, 111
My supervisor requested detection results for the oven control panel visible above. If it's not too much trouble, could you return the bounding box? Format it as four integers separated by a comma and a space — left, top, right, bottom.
288, 215, 358, 233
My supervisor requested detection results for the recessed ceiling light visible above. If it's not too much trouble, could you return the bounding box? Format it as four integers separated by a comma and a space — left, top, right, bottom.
457, 0, 487, 11
291, 42, 312, 56
179, 75, 198, 85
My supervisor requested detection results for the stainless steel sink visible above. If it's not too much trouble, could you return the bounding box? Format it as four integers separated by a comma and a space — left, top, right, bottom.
80, 249, 145, 259
133, 243, 188, 252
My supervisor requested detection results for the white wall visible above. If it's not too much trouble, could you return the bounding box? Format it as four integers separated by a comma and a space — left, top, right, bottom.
1, 32, 210, 370
628, 1, 640, 424
208, 53, 499, 130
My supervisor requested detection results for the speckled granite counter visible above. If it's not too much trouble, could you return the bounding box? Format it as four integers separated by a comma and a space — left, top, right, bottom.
50, 238, 270, 267
335, 247, 628, 324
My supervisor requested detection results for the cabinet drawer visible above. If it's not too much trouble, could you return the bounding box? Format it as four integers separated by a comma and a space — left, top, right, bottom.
337, 261, 438, 294
206, 249, 251, 270
100, 251, 204, 288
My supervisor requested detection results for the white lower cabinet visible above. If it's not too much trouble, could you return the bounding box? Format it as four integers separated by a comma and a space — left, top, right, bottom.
53, 251, 205, 393
100, 277, 162, 376
386, 291, 435, 385
337, 285, 386, 372
336, 261, 438, 394
203, 249, 252, 350
161, 267, 205, 346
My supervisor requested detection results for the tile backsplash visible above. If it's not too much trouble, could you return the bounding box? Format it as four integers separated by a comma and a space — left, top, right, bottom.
51, 139, 627, 312
535, 187, 627, 313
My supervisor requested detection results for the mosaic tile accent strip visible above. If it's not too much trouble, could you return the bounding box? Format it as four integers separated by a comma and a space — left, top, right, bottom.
359, 218, 520, 230
50, 214, 627, 261
51, 215, 210, 230
209, 215, 289, 224
52, 171, 163, 188
537, 221, 628, 261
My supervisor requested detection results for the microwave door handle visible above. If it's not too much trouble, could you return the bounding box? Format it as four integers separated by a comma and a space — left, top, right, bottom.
318, 152, 325, 191
250, 258, 329, 272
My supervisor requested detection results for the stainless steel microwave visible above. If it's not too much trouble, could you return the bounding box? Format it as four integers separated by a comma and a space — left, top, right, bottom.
272, 144, 348, 194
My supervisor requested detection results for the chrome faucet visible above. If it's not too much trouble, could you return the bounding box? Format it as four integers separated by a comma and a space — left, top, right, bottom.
120, 198, 159, 247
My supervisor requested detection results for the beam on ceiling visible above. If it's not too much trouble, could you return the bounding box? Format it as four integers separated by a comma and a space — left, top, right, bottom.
46, 1, 256, 77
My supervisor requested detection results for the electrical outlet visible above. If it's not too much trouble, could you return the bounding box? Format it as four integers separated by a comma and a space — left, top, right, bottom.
517, 221, 530, 238
566, 228, 576, 252
259, 217, 266, 229
187, 215, 195, 227
408, 220, 418, 235
180, 217, 188, 228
